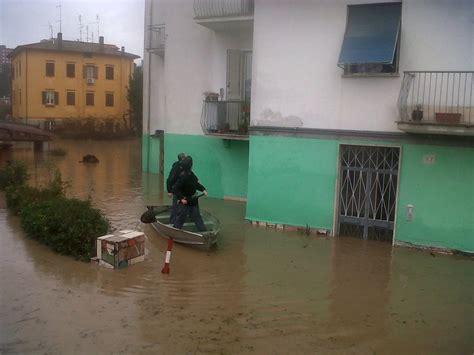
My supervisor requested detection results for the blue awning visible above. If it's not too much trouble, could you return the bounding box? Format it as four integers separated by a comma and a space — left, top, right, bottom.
338, 2, 402, 66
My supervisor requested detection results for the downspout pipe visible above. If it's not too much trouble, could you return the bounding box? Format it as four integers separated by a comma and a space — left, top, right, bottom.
146, 0, 153, 172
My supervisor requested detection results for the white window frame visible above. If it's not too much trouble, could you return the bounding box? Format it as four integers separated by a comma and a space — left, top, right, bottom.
86, 66, 95, 79
46, 91, 55, 106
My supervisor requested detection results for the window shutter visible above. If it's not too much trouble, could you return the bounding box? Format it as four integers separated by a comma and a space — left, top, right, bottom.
42, 91, 46, 104
93, 66, 98, 79
83, 65, 87, 78
54, 92, 59, 105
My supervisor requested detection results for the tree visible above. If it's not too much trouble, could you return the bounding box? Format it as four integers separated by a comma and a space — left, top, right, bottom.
127, 65, 143, 136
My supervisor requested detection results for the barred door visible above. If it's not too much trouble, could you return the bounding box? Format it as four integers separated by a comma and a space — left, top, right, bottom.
337, 145, 400, 242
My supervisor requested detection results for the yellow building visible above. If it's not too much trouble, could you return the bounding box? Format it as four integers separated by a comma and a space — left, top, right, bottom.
9, 33, 139, 131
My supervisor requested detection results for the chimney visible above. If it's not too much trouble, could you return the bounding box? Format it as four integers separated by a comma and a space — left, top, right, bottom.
99, 36, 104, 51
57, 32, 63, 49
121, 46, 125, 53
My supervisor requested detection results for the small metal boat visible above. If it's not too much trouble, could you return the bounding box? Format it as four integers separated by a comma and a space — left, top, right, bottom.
148, 205, 220, 250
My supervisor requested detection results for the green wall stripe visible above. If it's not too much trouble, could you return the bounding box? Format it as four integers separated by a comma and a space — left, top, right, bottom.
246, 135, 338, 230
143, 132, 473, 252
142, 134, 161, 174
163, 134, 249, 199
246, 135, 474, 252
396, 144, 474, 252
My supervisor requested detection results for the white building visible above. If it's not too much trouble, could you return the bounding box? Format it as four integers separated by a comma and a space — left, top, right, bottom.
143, 0, 474, 253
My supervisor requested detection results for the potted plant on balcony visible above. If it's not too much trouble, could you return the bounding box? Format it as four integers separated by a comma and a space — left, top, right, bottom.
435, 112, 462, 124
239, 102, 250, 134
412, 104, 423, 121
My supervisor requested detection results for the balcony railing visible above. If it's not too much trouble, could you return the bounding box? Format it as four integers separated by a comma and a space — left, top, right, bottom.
194, 0, 254, 19
398, 71, 473, 127
146, 24, 166, 57
200, 100, 250, 139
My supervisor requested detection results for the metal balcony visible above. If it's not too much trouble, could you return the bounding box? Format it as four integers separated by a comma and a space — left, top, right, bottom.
193, 0, 254, 31
397, 71, 474, 136
146, 24, 166, 57
200, 100, 250, 140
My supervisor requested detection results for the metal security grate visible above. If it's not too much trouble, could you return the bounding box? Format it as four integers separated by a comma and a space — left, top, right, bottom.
338, 145, 400, 242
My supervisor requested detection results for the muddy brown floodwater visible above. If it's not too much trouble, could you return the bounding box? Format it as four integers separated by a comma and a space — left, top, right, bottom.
0, 139, 473, 354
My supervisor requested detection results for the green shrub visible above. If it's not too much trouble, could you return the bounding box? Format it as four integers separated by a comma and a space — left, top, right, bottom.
2, 164, 109, 261
20, 197, 109, 261
0, 161, 28, 190
5, 170, 66, 215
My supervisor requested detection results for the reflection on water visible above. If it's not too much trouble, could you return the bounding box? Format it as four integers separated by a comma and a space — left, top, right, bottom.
0, 139, 473, 354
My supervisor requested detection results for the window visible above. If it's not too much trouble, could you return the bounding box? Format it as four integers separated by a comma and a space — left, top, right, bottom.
67, 91, 76, 105
83, 65, 98, 79
46, 62, 55, 77
86, 92, 94, 106
105, 92, 114, 107
338, 2, 401, 75
105, 66, 114, 80
42, 91, 59, 106
66, 63, 75, 78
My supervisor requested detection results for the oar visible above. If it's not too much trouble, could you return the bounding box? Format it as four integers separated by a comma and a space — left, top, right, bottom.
140, 206, 172, 224
140, 193, 205, 224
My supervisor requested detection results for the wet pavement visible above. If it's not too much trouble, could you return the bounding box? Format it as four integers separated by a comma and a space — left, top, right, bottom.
0, 139, 473, 354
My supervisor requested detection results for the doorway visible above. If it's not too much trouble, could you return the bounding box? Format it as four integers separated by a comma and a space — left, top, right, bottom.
336, 145, 400, 242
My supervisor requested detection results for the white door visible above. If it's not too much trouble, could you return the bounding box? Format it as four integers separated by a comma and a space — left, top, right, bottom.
226, 49, 242, 101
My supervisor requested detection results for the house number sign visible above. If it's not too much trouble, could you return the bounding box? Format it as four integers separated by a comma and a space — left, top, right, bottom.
423, 154, 436, 165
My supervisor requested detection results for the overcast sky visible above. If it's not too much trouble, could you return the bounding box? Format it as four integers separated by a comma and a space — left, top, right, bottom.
1, 0, 145, 62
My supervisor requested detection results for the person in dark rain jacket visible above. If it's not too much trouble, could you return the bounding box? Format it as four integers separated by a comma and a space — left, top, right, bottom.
172, 156, 208, 231
167, 152, 186, 223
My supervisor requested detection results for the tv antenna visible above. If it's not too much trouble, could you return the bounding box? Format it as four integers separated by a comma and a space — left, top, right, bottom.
78, 15, 84, 41
56, 1, 62, 33
88, 14, 100, 39
42, 22, 54, 40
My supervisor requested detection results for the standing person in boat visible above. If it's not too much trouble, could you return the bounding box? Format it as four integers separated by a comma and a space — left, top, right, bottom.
167, 152, 186, 224
172, 156, 208, 231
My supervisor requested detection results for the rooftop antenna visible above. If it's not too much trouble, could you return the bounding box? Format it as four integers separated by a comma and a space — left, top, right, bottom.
42, 22, 54, 40
91, 32, 94, 43
79, 15, 84, 41
88, 14, 100, 40
56, 1, 62, 33
86, 25, 89, 42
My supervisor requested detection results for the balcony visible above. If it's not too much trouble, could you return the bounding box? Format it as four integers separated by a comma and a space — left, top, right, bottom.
397, 71, 474, 136
146, 24, 166, 57
193, 0, 254, 31
200, 100, 250, 140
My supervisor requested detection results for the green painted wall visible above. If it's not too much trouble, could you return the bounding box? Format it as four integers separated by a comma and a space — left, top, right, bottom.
144, 131, 473, 252
396, 144, 474, 253
246, 134, 473, 253
142, 134, 161, 174
246, 135, 338, 230
163, 133, 249, 199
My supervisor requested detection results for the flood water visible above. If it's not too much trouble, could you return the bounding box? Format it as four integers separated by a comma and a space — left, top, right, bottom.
0, 139, 473, 354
